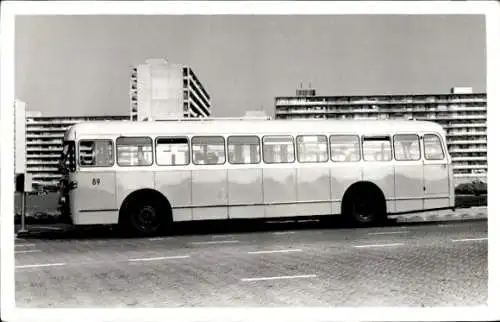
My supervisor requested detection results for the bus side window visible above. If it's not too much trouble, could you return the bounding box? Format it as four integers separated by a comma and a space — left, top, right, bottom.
78, 140, 114, 167
362, 136, 392, 162
296, 135, 328, 163
423, 134, 445, 160
330, 135, 360, 162
394, 134, 420, 161
156, 137, 190, 166
192, 136, 226, 165
228, 136, 261, 164
116, 137, 153, 167
262, 135, 295, 164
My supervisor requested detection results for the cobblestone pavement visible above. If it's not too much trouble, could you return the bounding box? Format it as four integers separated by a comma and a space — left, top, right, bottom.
14, 219, 487, 308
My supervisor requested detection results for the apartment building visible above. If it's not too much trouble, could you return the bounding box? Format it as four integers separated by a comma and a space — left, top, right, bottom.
130, 58, 211, 121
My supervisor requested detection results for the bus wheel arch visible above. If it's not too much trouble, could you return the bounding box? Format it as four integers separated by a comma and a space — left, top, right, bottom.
118, 189, 173, 236
341, 181, 387, 226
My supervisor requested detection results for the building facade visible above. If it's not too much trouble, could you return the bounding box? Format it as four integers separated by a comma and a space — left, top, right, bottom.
25, 113, 129, 189
275, 87, 487, 181
130, 58, 211, 121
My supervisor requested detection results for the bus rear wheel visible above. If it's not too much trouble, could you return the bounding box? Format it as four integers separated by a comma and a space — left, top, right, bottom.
344, 191, 386, 226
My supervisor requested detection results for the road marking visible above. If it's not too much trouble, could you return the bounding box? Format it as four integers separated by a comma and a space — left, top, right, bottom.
15, 243, 35, 247
367, 231, 408, 235
354, 243, 404, 248
28, 226, 65, 231
189, 240, 240, 245
148, 237, 176, 241
451, 237, 487, 242
128, 255, 190, 262
266, 220, 295, 224
242, 274, 317, 282
15, 250, 41, 254
16, 263, 65, 269
247, 249, 302, 254
273, 231, 295, 235
211, 234, 235, 239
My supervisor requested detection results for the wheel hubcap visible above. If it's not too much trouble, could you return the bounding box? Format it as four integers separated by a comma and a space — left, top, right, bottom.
134, 205, 160, 232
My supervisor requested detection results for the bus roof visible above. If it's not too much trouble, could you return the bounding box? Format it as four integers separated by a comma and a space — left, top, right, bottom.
64, 119, 446, 139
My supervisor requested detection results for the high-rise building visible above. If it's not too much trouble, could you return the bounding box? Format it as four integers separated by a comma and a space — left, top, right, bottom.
275, 86, 487, 181
25, 113, 129, 189
129, 58, 211, 121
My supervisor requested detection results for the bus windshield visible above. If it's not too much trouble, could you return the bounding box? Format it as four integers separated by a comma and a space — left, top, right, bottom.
60, 141, 76, 173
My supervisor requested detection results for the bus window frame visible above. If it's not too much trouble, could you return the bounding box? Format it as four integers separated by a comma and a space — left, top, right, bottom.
155, 136, 191, 166
296, 134, 329, 164
191, 135, 226, 165
77, 139, 115, 168
262, 135, 296, 164
362, 135, 393, 162
116, 136, 154, 167
392, 133, 421, 161
329, 134, 361, 162
227, 135, 262, 165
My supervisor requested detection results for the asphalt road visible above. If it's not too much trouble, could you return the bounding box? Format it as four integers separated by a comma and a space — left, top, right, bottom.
15, 220, 487, 308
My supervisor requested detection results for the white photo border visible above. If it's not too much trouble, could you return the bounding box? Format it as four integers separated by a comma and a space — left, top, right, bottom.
1, 1, 498, 322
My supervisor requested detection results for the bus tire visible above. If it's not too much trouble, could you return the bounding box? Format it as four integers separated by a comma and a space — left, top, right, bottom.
119, 191, 172, 237
342, 183, 387, 226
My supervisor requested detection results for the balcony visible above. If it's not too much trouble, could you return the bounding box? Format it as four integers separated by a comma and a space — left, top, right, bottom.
26, 126, 68, 132
448, 140, 487, 145
26, 160, 59, 165
444, 123, 486, 129
451, 156, 487, 161
449, 148, 487, 153
26, 133, 64, 139
447, 131, 487, 137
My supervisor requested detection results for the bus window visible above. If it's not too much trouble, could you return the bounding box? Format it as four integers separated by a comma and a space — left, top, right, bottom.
78, 140, 114, 167
156, 137, 190, 166
297, 135, 328, 163
228, 136, 261, 164
423, 134, 445, 160
363, 136, 392, 161
330, 135, 360, 162
192, 136, 225, 165
262, 135, 295, 164
116, 137, 153, 166
394, 134, 420, 161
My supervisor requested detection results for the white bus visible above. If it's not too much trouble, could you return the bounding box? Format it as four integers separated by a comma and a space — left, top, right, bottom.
58, 118, 454, 236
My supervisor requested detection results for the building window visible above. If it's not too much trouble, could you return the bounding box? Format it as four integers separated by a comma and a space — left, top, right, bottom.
330, 135, 360, 162
296, 135, 328, 163
78, 140, 114, 167
363, 136, 392, 161
393, 134, 420, 161
228, 136, 261, 164
263, 135, 295, 163
116, 137, 153, 166
423, 134, 445, 160
192, 136, 225, 165
156, 137, 190, 166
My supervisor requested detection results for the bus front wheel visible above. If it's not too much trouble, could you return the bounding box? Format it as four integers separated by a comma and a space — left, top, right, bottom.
121, 198, 167, 237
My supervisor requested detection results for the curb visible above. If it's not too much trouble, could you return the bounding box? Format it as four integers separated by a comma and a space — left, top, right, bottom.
389, 207, 487, 223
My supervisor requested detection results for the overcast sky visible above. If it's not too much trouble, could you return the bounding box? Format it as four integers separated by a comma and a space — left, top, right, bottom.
15, 14, 485, 117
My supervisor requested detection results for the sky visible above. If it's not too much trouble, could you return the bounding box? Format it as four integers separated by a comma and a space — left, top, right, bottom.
15, 14, 486, 117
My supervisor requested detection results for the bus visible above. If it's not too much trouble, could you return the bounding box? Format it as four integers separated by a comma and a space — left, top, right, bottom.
58, 118, 455, 236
